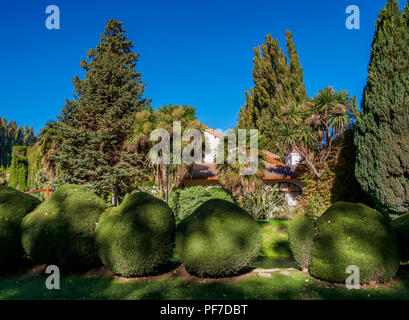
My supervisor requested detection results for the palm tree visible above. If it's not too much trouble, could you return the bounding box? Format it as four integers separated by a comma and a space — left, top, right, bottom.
127, 104, 203, 194
276, 87, 355, 180
216, 129, 265, 197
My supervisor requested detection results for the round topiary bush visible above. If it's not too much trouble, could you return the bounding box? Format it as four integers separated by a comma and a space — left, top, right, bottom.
309, 202, 400, 284
288, 215, 314, 271
391, 214, 409, 262
95, 192, 176, 277
21, 184, 106, 271
169, 186, 234, 220
0, 186, 41, 271
176, 199, 262, 278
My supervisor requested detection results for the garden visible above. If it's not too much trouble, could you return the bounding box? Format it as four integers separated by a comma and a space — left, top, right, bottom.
1, 183, 409, 300
0, 0, 409, 302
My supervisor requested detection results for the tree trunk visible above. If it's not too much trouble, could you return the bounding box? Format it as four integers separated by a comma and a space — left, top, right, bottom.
112, 190, 118, 207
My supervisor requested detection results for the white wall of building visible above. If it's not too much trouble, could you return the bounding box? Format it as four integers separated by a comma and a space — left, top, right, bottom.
203, 130, 223, 163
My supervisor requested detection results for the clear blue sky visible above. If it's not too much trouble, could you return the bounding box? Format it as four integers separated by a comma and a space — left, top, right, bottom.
0, 0, 403, 133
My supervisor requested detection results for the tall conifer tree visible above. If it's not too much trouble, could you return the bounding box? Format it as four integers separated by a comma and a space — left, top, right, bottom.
54, 19, 149, 204
355, 0, 409, 215
238, 31, 307, 154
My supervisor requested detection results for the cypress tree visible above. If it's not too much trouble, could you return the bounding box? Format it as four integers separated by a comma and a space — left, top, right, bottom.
238, 31, 307, 153
53, 19, 150, 204
286, 30, 307, 104
355, 0, 409, 215
237, 89, 256, 129
9, 146, 28, 191
0, 117, 35, 168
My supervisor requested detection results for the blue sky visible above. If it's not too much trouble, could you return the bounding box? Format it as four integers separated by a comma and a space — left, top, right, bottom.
0, 0, 402, 133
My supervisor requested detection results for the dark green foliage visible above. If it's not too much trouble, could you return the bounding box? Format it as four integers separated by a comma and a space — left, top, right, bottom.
176, 199, 262, 278
21, 184, 106, 271
331, 129, 373, 206
128, 105, 202, 194
288, 215, 314, 270
51, 19, 149, 200
309, 202, 400, 284
355, 0, 409, 215
9, 146, 28, 191
0, 186, 40, 271
95, 192, 176, 277
169, 186, 234, 220
391, 214, 409, 262
0, 116, 35, 168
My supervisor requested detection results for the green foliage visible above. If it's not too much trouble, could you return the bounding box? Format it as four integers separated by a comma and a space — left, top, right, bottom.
355, 0, 409, 215
26, 144, 53, 201
296, 172, 332, 219
0, 166, 6, 186
331, 129, 373, 206
288, 215, 314, 270
176, 199, 262, 278
237, 184, 284, 220
128, 105, 202, 194
21, 184, 106, 271
391, 214, 409, 262
169, 186, 234, 220
309, 202, 400, 284
49, 19, 150, 199
0, 186, 40, 271
95, 192, 176, 277
9, 146, 28, 191
237, 31, 307, 154
0, 116, 35, 168
258, 221, 292, 259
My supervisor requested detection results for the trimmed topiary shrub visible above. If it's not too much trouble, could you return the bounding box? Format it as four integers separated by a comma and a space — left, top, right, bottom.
391, 214, 409, 262
0, 186, 41, 271
176, 199, 262, 278
95, 192, 176, 277
169, 186, 234, 220
288, 215, 314, 271
309, 202, 400, 284
21, 184, 106, 271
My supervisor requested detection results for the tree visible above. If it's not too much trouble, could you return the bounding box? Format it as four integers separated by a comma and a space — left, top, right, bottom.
216, 129, 266, 197
128, 104, 202, 195
355, 0, 409, 215
277, 87, 356, 181
9, 146, 28, 191
0, 117, 35, 167
52, 19, 150, 205
237, 31, 307, 155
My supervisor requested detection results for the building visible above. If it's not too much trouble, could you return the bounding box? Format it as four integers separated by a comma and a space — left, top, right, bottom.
181, 124, 303, 206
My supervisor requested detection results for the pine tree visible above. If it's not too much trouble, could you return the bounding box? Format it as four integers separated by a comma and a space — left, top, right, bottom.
355, 0, 409, 215
53, 19, 150, 205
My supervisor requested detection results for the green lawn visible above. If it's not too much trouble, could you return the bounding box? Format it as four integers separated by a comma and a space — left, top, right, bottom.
1, 221, 409, 300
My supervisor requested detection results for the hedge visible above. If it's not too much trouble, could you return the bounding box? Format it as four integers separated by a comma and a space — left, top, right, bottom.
309, 202, 400, 284
95, 192, 176, 277
176, 199, 262, 278
0, 186, 40, 271
288, 215, 314, 271
21, 184, 106, 271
